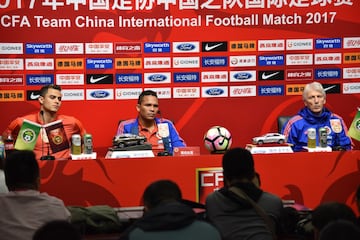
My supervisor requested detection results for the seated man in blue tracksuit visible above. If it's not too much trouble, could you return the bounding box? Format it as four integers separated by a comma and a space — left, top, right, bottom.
115, 90, 186, 155
282, 81, 353, 152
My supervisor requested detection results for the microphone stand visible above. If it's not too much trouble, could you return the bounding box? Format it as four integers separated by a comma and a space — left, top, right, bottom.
39, 110, 55, 160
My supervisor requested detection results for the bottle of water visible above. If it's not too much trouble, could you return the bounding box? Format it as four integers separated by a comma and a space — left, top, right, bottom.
4, 130, 15, 157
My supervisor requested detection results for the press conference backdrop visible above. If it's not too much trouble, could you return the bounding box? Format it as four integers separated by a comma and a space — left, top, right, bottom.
0, 1, 359, 155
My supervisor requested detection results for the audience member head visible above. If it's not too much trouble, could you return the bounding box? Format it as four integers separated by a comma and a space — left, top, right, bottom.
4, 150, 40, 191
311, 201, 357, 239
33, 220, 82, 240
222, 147, 255, 186
142, 179, 182, 211
319, 219, 360, 240
302, 81, 326, 114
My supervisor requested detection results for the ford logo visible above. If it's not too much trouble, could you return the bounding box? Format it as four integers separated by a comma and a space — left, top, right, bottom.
148, 74, 167, 82
234, 72, 252, 80
206, 88, 224, 95
177, 43, 196, 51
90, 91, 110, 98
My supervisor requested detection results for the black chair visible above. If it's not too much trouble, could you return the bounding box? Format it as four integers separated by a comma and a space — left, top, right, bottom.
277, 116, 292, 133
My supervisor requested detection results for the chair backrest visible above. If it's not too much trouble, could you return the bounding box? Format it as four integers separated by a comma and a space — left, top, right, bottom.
277, 116, 292, 133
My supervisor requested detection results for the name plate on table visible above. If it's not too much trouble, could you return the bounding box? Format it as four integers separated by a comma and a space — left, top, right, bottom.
71, 152, 97, 160
105, 150, 155, 159
246, 144, 293, 154
173, 146, 200, 156
303, 146, 332, 152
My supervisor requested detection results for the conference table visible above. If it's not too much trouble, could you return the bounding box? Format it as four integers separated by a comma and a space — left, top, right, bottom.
39, 150, 360, 212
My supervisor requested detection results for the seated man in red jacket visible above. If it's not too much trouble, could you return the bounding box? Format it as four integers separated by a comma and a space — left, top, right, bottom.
4, 84, 86, 160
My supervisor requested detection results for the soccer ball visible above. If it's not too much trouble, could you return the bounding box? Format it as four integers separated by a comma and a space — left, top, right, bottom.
204, 126, 232, 153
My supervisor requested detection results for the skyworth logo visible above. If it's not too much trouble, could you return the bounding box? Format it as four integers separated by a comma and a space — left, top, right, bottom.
258, 55, 284, 66
86, 58, 113, 69
25, 43, 53, 54
144, 42, 170, 53
315, 38, 342, 49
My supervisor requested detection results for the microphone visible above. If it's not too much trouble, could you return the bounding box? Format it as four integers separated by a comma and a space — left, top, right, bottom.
156, 118, 173, 156
157, 110, 163, 122
332, 133, 344, 151
160, 136, 172, 156
39, 110, 55, 160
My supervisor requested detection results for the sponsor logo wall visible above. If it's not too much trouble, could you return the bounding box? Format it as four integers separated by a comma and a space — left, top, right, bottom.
0, 1, 359, 154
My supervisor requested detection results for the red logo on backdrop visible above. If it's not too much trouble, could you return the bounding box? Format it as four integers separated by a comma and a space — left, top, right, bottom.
196, 167, 223, 204
115, 43, 142, 54
286, 69, 313, 81
0, 74, 23, 85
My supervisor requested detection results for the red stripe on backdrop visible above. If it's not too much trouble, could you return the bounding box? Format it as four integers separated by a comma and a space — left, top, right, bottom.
176, 98, 206, 132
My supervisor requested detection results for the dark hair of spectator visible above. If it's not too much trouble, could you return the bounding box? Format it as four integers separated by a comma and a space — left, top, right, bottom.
33, 220, 82, 240
311, 201, 357, 231
222, 147, 255, 181
4, 150, 39, 191
319, 219, 360, 240
142, 179, 182, 209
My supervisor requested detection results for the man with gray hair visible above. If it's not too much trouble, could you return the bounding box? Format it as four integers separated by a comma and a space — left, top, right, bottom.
282, 81, 352, 151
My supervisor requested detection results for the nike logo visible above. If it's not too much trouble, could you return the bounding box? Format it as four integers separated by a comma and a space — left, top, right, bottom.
324, 85, 336, 92
30, 92, 40, 99
205, 43, 223, 51
90, 75, 108, 83
261, 72, 279, 80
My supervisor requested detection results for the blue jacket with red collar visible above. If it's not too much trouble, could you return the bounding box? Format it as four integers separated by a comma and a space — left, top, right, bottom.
116, 118, 186, 154
282, 107, 353, 152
